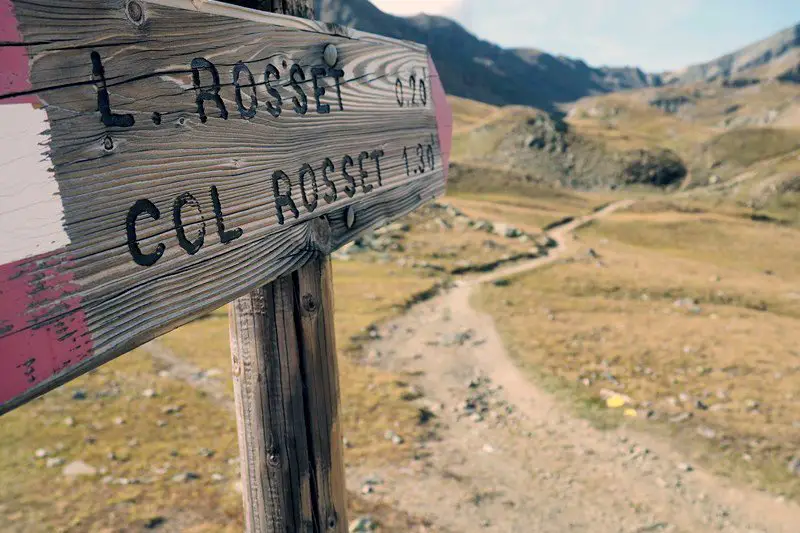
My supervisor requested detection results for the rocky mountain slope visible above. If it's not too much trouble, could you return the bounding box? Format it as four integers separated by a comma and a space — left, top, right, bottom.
312, 0, 799, 199
317, 0, 658, 112
318, 0, 799, 111
663, 23, 800, 85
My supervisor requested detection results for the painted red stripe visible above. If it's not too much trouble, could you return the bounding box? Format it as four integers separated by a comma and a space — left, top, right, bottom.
428, 56, 452, 181
0, 253, 93, 406
0, 0, 39, 104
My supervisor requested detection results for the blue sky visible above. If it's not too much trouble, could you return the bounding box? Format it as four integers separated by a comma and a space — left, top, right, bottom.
370, 0, 800, 71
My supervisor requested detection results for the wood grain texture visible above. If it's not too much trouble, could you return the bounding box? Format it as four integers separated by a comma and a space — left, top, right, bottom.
0, 0, 448, 413
228, 3, 348, 530
294, 255, 347, 532
229, 275, 315, 532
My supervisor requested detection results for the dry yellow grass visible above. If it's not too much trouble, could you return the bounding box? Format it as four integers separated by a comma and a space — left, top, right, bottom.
0, 257, 444, 531
474, 199, 800, 498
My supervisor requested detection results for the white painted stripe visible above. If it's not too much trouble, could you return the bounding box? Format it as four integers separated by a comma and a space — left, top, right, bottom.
0, 104, 69, 263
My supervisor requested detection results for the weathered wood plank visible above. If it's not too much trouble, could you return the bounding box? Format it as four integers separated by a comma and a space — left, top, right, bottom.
294, 254, 347, 531
229, 274, 314, 532
228, 5, 348, 531
0, 0, 451, 413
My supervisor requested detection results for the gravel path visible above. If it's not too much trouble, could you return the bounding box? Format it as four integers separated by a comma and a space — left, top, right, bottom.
347, 200, 800, 532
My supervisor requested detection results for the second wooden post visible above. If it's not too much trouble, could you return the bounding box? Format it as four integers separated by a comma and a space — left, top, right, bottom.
226, 1, 348, 531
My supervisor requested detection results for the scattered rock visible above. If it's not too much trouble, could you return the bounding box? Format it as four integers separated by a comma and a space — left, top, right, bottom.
62, 460, 97, 477
34, 448, 49, 458
142, 388, 157, 398
171, 472, 200, 483
156, 420, 168, 427
162, 405, 182, 415
670, 412, 693, 423
113, 416, 125, 425
697, 426, 716, 439
349, 516, 377, 532
787, 457, 800, 477
442, 329, 474, 346
400, 385, 424, 401
745, 399, 760, 412
677, 462, 694, 473
46, 457, 65, 468
198, 448, 215, 458
417, 407, 436, 425
63, 416, 75, 427
144, 516, 167, 530
210, 473, 226, 482
636, 522, 670, 532
384, 431, 404, 445
71, 389, 87, 400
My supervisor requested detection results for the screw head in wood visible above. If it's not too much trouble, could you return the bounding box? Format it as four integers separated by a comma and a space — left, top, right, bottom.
323, 44, 338, 67
267, 450, 280, 467
345, 206, 356, 229
125, 1, 145, 25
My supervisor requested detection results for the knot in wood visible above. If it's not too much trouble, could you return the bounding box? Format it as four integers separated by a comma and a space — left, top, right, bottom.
301, 293, 317, 313
308, 217, 332, 254
326, 513, 338, 530
125, 1, 145, 24
102, 136, 114, 151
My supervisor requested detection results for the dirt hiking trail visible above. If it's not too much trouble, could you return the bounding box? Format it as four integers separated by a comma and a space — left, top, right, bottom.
348, 200, 800, 532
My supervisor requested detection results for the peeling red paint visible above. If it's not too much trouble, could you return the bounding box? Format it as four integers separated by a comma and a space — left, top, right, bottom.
0, 254, 93, 406
0, 0, 39, 104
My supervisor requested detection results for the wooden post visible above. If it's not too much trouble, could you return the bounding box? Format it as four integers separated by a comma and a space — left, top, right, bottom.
226, 1, 348, 530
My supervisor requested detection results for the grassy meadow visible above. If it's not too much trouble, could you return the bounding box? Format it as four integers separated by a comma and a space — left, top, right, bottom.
474, 196, 800, 498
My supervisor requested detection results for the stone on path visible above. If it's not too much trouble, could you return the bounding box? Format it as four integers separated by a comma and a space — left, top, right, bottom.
171, 472, 200, 483
62, 460, 97, 477
46, 457, 65, 468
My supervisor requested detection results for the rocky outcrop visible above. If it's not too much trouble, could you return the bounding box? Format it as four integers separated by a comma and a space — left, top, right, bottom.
649, 95, 695, 114
459, 111, 688, 190
620, 149, 687, 186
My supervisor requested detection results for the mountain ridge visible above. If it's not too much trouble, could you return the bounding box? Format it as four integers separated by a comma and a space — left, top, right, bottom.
318, 0, 659, 112
318, 0, 799, 110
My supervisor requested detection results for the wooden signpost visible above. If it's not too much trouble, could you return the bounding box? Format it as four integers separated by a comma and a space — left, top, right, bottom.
0, 0, 452, 530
